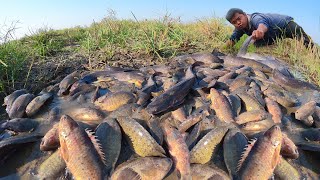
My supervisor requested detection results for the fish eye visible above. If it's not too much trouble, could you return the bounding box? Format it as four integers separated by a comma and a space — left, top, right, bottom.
61, 131, 68, 138
271, 140, 280, 147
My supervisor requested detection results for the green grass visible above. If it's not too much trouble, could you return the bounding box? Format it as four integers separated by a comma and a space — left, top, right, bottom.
0, 14, 319, 94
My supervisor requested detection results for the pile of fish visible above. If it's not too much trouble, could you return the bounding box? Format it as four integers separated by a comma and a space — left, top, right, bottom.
1, 36, 320, 180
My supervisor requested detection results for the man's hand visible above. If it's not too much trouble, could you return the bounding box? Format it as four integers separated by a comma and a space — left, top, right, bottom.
252, 29, 265, 40
252, 24, 268, 40
225, 39, 235, 48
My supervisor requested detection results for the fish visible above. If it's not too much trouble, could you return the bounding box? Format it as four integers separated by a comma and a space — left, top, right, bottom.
223, 128, 248, 179
295, 101, 317, 120
178, 108, 206, 132
313, 106, 320, 128
116, 116, 166, 157
40, 123, 59, 151
274, 157, 300, 180
273, 69, 320, 92
136, 74, 157, 106
36, 150, 66, 179
162, 122, 191, 180
171, 106, 188, 123
236, 92, 264, 111
58, 71, 80, 96
265, 97, 283, 124
238, 125, 282, 180
190, 126, 229, 164
227, 94, 242, 116
25, 92, 53, 117
147, 117, 164, 145
146, 65, 196, 114
1, 118, 39, 133
281, 133, 299, 159
229, 77, 252, 92
3, 89, 27, 114
58, 115, 105, 179
235, 110, 271, 125
94, 91, 136, 112
240, 118, 274, 132
210, 88, 234, 123
8, 93, 35, 119
222, 55, 273, 73
190, 164, 230, 180
185, 122, 201, 150
95, 118, 122, 176
69, 106, 105, 124
262, 86, 297, 107
111, 157, 172, 180
95, 70, 146, 88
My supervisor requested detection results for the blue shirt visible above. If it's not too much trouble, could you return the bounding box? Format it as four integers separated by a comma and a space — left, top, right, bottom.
230, 13, 293, 45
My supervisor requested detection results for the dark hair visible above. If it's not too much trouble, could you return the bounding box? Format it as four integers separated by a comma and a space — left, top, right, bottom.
226, 8, 245, 22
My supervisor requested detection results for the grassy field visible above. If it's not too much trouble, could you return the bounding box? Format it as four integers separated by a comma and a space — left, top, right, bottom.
0, 14, 319, 95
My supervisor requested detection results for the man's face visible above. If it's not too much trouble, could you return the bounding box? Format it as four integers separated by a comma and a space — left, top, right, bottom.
230, 12, 248, 29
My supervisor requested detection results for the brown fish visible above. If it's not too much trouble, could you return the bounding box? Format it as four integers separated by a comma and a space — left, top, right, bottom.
40, 123, 59, 151
25, 92, 53, 117
59, 115, 105, 179
210, 88, 234, 123
162, 122, 191, 180
8, 93, 35, 119
111, 157, 172, 180
238, 125, 282, 180
281, 133, 299, 159
235, 110, 271, 125
223, 55, 273, 73
190, 164, 230, 180
3, 89, 27, 114
70, 106, 105, 123
58, 71, 80, 96
273, 69, 320, 92
236, 92, 264, 111
295, 101, 317, 121
95, 91, 136, 112
265, 97, 282, 124
136, 75, 157, 106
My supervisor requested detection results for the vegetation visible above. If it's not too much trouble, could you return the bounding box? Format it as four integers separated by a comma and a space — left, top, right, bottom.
0, 13, 319, 95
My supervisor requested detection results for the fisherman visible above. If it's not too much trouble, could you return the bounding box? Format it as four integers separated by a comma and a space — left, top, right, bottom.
225, 8, 314, 48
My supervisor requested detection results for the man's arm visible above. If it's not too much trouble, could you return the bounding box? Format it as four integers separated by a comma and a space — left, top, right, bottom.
226, 29, 244, 47
251, 15, 269, 40
252, 24, 268, 40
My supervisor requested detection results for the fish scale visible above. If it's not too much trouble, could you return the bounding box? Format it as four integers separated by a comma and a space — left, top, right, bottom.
190, 126, 228, 164
116, 116, 166, 157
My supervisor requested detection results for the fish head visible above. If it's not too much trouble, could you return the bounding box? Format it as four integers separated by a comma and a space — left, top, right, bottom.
59, 115, 78, 140
148, 158, 173, 177
264, 125, 282, 149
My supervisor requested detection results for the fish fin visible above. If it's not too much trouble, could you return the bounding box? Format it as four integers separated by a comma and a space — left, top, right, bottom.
85, 128, 106, 165
237, 138, 257, 172
118, 168, 142, 180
